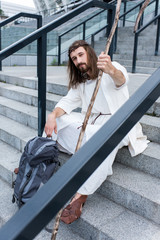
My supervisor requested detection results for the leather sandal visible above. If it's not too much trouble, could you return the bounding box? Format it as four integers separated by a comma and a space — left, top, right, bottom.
60, 195, 87, 224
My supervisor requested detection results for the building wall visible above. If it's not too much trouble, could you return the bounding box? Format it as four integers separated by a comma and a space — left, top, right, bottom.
1, 1, 36, 17
33, 0, 80, 16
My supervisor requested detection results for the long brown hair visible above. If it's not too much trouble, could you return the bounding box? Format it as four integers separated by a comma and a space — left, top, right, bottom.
68, 40, 99, 89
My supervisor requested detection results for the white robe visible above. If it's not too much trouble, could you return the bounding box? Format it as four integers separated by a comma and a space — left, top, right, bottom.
52, 62, 149, 195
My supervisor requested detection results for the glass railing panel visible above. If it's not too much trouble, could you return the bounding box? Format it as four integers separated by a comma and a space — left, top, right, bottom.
46, 8, 108, 63
120, 0, 160, 25
85, 10, 108, 39
1, 17, 37, 56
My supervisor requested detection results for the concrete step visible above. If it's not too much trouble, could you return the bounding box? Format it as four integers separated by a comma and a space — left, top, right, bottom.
98, 162, 160, 225
0, 115, 37, 152
0, 96, 55, 130
116, 48, 155, 56
100, 34, 157, 46
113, 53, 160, 62
115, 47, 157, 56
0, 77, 159, 135
0, 82, 62, 112
0, 115, 159, 190
117, 25, 157, 38
116, 142, 160, 179
96, 38, 158, 51
0, 72, 160, 116
0, 96, 39, 130
112, 59, 160, 69
0, 141, 21, 185
0, 178, 18, 228
113, 55, 159, 74
116, 38, 157, 47
125, 65, 157, 74
70, 192, 160, 240
117, 34, 158, 43
0, 178, 84, 240
0, 67, 68, 96
141, 115, 160, 143
1, 176, 160, 240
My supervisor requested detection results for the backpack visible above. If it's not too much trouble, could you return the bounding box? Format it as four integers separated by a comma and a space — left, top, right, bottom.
12, 136, 59, 208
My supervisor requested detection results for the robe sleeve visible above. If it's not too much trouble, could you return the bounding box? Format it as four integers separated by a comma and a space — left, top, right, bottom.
111, 61, 129, 90
55, 86, 82, 114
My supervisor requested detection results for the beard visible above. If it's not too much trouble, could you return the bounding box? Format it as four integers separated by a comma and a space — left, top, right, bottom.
77, 62, 90, 73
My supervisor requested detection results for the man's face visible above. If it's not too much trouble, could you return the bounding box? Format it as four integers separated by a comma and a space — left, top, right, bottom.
70, 46, 90, 73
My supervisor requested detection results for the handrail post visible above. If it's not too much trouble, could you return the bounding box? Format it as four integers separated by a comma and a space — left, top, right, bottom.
91, 34, 94, 48
155, 0, 159, 24
37, 34, 47, 136
141, 12, 144, 27
123, 0, 127, 27
58, 36, 61, 65
37, 16, 43, 77
114, 27, 118, 53
107, 8, 115, 59
155, 17, 160, 55
83, 22, 86, 40
0, 27, 1, 71
132, 32, 138, 73
138, 3, 142, 29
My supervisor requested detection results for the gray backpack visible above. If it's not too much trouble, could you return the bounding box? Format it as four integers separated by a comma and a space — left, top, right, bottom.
12, 136, 59, 207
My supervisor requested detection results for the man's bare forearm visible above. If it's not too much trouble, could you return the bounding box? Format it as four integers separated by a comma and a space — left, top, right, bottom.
50, 107, 66, 118
45, 107, 65, 136
109, 66, 126, 87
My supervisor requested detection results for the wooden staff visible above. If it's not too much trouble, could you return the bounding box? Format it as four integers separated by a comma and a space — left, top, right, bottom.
134, 0, 151, 32
76, 0, 121, 151
51, 1, 122, 239
51, 209, 63, 240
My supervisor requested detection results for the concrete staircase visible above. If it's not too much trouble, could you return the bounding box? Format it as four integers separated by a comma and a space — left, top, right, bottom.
0, 66, 160, 239
94, 24, 160, 74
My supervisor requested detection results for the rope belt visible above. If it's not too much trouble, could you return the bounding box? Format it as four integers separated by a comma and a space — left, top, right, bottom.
91, 112, 111, 125
77, 112, 111, 129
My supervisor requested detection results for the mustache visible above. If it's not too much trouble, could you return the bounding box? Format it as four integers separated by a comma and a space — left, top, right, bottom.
77, 62, 87, 68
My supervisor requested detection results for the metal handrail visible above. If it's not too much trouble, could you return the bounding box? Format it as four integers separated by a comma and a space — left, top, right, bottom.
132, 13, 160, 73
120, 0, 155, 19
113, 0, 160, 73
0, 2, 159, 239
0, 66, 159, 239
0, 12, 42, 71
58, 9, 106, 65
0, 0, 114, 137
119, 0, 158, 27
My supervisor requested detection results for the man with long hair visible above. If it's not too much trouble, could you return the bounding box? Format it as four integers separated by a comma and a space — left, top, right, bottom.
45, 40, 148, 224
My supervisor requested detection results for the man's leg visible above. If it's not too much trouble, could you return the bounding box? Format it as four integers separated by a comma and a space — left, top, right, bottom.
60, 135, 129, 224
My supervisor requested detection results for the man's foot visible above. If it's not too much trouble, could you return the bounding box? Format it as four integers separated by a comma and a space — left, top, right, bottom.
61, 194, 87, 224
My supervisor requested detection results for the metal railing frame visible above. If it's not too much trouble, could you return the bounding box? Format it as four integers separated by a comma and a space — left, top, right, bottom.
132, 13, 160, 73
114, 0, 160, 73
0, 66, 159, 239
57, 9, 108, 65
0, 0, 115, 137
114, 0, 158, 55
0, 1, 159, 239
91, 24, 108, 48
119, 0, 159, 27
0, 12, 42, 71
